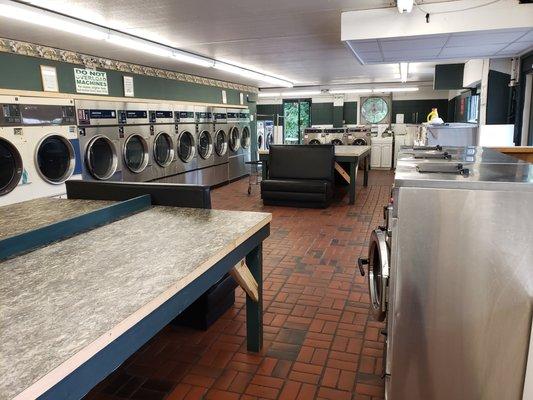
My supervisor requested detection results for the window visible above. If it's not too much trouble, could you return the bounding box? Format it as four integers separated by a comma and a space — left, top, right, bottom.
283, 99, 311, 144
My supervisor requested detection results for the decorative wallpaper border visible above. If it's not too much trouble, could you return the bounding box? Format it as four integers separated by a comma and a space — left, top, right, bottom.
0, 37, 258, 94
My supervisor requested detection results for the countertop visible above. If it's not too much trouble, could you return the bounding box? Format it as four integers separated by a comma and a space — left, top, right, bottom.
0, 197, 114, 241
0, 206, 271, 400
258, 145, 371, 157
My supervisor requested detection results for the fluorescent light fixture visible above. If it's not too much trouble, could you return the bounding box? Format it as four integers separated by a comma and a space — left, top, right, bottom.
171, 51, 214, 68
106, 34, 173, 57
397, 0, 414, 13
400, 62, 409, 83
373, 87, 419, 93
0, 0, 108, 40
281, 90, 322, 97
258, 92, 281, 98
214, 61, 293, 87
329, 89, 372, 94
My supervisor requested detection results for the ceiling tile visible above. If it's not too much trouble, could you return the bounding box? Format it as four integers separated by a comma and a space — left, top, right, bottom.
382, 48, 442, 61
447, 29, 529, 47
347, 40, 380, 53
498, 41, 533, 54
379, 36, 449, 52
517, 30, 533, 42
439, 44, 506, 57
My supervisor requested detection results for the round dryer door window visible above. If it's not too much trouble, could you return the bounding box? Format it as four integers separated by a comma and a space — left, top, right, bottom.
124, 134, 149, 173
331, 138, 344, 145
229, 127, 240, 151
215, 130, 227, 156
353, 138, 367, 146
86, 136, 117, 180
266, 133, 273, 149
0, 138, 23, 196
309, 139, 321, 145
153, 132, 174, 167
36, 134, 75, 184
198, 130, 213, 159
241, 127, 251, 149
178, 131, 196, 162
257, 135, 263, 149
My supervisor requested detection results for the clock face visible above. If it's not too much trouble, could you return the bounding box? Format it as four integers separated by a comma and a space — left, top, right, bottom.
361, 97, 389, 124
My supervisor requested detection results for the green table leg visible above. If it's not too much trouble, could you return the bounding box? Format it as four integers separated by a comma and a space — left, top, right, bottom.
349, 161, 356, 205
246, 243, 263, 352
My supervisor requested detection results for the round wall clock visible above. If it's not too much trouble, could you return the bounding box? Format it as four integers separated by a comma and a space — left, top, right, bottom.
361, 97, 389, 124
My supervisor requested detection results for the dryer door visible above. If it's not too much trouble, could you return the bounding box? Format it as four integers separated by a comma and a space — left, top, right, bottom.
35, 134, 75, 184
215, 130, 227, 156
153, 132, 174, 167
229, 127, 241, 151
124, 134, 149, 173
359, 228, 390, 322
353, 138, 367, 146
241, 126, 251, 149
86, 135, 118, 180
198, 130, 213, 159
0, 138, 23, 196
178, 131, 196, 162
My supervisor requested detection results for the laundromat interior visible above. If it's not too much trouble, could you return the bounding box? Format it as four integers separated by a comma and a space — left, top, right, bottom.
1, 1, 533, 400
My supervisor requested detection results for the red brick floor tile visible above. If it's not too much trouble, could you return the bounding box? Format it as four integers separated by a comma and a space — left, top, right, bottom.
84, 171, 392, 400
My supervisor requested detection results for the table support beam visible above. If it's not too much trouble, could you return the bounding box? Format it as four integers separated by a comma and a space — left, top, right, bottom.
246, 243, 263, 352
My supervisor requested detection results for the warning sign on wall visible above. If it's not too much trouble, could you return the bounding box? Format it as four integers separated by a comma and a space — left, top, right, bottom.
74, 68, 109, 95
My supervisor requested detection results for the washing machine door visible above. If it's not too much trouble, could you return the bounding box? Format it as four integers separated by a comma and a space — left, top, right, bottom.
153, 132, 174, 167
178, 130, 196, 162
124, 134, 149, 173
198, 130, 213, 159
257, 134, 263, 150
229, 127, 241, 151
266, 132, 273, 149
241, 126, 251, 149
353, 138, 367, 146
331, 138, 344, 145
363, 228, 390, 322
309, 139, 321, 145
0, 138, 23, 196
35, 134, 75, 184
86, 135, 118, 180
215, 130, 228, 156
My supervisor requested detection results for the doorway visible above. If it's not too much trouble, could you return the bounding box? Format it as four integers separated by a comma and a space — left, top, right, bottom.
283, 99, 311, 144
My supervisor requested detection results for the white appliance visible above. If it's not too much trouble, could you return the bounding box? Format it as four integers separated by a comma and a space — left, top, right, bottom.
303, 128, 326, 144
371, 134, 393, 169
346, 126, 371, 146
1, 96, 79, 206
426, 123, 479, 147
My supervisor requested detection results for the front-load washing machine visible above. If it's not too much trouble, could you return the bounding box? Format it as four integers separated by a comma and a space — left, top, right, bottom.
196, 107, 214, 170
239, 110, 251, 167
325, 128, 347, 145
212, 108, 229, 186
175, 107, 198, 184
303, 128, 326, 145
118, 104, 153, 182
76, 100, 122, 182
148, 106, 176, 181
346, 126, 371, 146
227, 109, 242, 181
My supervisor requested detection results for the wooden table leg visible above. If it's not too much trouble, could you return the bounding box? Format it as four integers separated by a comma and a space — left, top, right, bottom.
245, 243, 263, 352
349, 161, 356, 205
363, 155, 369, 187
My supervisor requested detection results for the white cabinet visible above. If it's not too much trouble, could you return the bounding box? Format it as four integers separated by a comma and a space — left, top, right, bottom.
371, 138, 393, 169
371, 145, 382, 168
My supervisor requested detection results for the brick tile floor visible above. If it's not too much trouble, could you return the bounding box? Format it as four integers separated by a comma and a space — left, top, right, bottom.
85, 170, 394, 400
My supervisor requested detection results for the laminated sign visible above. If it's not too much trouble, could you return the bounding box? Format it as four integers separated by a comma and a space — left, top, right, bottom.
74, 68, 109, 95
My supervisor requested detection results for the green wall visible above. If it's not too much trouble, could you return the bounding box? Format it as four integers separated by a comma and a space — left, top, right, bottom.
343, 102, 358, 124
311, 103, 333, 125
392, 99, 449, 124
0, 52, 255, 105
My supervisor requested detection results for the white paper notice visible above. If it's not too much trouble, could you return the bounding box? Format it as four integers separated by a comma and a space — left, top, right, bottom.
222, 90, 227, 104
396, 114, 404, 124
240, 93, 244, 105
123, 76, 134, 97
40, 66, 59, 92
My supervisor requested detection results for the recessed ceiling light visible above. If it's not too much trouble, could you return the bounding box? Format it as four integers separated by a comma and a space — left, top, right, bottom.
400, 63, 409, 83
281, 90, 322, 97
258, 92, 281, 98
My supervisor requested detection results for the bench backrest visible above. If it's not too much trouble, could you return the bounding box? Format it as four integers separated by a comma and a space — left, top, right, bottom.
269, 145, 334, 181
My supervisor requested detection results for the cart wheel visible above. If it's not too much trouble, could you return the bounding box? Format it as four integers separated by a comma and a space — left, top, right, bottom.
247, 186, 252, 195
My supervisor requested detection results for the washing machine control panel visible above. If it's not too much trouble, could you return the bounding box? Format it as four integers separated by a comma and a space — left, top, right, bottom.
175, 111, 195, 123
149, 110, 173, 124
77, 109, 117, 126
214, 112, 227, 122
0, 104, 21, 126
119, 110, 148, 124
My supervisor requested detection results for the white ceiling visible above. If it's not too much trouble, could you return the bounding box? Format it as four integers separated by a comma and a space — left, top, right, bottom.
0, 0, 458, 88
347, 28, 533, 63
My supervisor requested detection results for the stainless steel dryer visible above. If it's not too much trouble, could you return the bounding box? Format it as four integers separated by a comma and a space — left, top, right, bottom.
303, 128, 326, 144
175, 107, 198, 184
239, 110, 252, 165
346, 126, 371, 146
196, 107, 214, 170
212, 108, 229, 186
118, 104, 152, 182
227, 108, 242, 181
325, 128, 347, 145
148, 107, 176, 181
76, 101, 122, 182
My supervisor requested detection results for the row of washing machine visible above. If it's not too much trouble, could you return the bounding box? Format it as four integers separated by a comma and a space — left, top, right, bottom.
0, 95, 79, 206
302, 126, 371, 146
77, 100, 251, 187
0, 95, 251, 206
